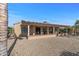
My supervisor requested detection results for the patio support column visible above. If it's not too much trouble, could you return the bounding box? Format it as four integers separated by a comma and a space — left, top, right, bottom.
53, 27, 55, 34
41, 27, 43, 35
27, 25, 30, 37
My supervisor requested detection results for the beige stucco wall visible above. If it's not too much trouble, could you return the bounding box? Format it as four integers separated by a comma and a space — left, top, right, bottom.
13, 22, 68, 37
14, 23, 21, 37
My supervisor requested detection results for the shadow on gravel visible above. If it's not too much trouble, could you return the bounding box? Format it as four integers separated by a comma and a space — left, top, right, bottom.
8, 38, 18, 56
7, 33, 19, 56
18, 37, 23, 40
60, 51, 79, 56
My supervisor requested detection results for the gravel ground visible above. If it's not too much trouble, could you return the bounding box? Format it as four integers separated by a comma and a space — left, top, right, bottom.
7, 36, 79, 56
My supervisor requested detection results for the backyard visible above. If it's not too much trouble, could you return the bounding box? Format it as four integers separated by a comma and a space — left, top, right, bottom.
7, 36, 79, 56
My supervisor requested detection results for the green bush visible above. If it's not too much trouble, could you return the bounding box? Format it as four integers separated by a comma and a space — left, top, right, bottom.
8, 27, 13, 34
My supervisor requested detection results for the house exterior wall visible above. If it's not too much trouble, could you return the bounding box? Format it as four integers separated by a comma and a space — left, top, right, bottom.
14, 23, 21, 37
14, 21, 69, 38
14, 24, 59, 37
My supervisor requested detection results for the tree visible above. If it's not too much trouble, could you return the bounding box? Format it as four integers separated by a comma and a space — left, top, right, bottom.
8, 27, 13, 34
74, 20, 79, 35
75, 20, 79, 29
75, 20, 79, 25
0, 3, 8, 56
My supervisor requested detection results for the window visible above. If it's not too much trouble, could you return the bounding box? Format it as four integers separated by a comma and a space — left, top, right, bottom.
21, 28, 27, 33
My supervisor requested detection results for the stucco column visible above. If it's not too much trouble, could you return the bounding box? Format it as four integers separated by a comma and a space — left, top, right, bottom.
53, 27, 55, 34
27, 25, 30, 37
0, 3, 8, 56
47, 27, 49, 34
41, 27, 43, 35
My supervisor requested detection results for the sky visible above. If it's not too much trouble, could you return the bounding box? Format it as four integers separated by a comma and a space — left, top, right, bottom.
8, 3, 79, 27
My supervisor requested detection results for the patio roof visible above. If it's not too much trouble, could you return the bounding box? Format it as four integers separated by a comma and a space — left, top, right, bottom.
21, 20, 70, 27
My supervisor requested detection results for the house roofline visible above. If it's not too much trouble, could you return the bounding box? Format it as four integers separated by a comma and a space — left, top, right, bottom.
21, 20, 70, 27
